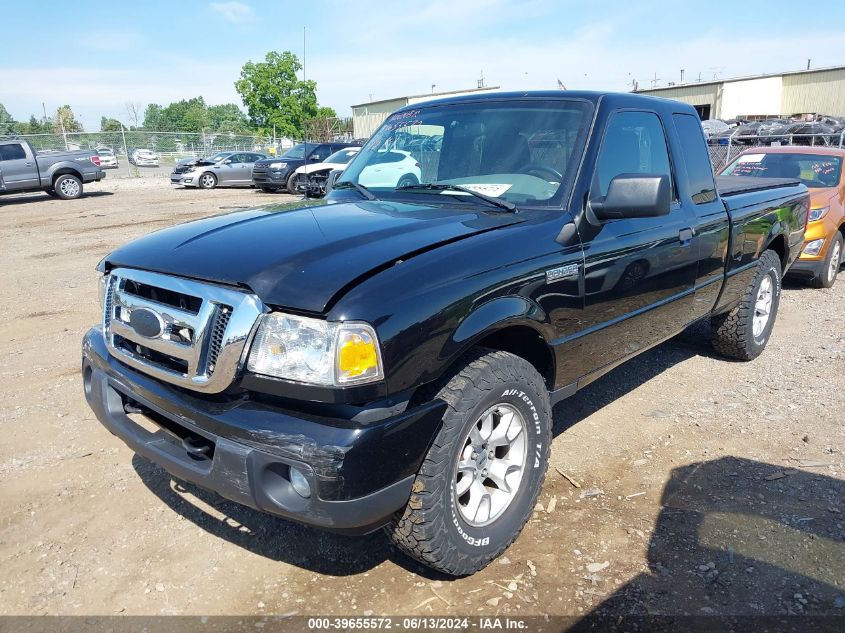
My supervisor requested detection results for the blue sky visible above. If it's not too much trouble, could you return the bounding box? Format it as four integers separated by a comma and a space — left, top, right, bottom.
3, 0, 845, 130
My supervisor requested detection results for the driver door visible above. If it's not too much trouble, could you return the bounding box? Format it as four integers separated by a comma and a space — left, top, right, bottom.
570, 110, 698, 380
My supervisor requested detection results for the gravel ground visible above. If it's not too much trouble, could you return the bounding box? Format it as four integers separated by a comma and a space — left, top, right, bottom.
0, 176, 843, 620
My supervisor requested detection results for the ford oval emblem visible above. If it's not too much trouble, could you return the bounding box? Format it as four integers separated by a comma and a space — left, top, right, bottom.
129, 308, 165, 338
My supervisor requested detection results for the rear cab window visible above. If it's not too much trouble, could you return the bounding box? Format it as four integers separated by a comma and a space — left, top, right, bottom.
673, 113, 717, 204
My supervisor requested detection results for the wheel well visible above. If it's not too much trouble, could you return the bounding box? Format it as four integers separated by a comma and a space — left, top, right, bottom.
51, 169, 82, 184
473, 326, 555, 389
766, 234, 788, 271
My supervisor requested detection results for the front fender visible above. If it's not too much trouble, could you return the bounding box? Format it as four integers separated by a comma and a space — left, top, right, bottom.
438, 295, 550, 371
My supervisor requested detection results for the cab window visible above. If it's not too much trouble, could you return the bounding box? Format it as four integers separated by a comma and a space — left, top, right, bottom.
593, 111, 673, 200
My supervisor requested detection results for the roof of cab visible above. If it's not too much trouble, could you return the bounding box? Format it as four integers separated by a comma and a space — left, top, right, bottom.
393, 90, 697, 113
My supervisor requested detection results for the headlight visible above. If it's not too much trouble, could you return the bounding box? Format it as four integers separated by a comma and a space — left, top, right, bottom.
269, 162, 287, 169
98, 273, 110, 312
247, 313, 383, 386
803, 239, 825, 256
808, 206, 829, 222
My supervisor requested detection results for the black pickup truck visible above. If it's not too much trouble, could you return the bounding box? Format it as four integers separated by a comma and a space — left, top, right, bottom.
82, 92, 808, 576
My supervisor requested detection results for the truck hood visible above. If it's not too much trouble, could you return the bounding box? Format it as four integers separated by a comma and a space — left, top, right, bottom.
103, 200, 524, 313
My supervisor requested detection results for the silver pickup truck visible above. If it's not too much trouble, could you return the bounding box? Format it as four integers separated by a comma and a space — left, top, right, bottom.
0, 139, 106, 200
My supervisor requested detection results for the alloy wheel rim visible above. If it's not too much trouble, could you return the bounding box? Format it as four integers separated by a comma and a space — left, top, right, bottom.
753, 274, 774, 337
202, 175, 214, 187
829, 241, 842, 283
60, 179, 79, 197
453, 403, 527, 527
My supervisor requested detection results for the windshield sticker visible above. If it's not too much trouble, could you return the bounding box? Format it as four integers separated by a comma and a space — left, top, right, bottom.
737, 154, 765, 163
446, 183, 513, 197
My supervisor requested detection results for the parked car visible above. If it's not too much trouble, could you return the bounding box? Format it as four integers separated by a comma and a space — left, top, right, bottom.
701, 119, 729, 141
721, 146, 844, 287
292, 147, 360, 195
357, 149, 421, 189
170, 151, 267, 189
83, 91, 807, 576
96, 147, 119, 169
251, 141, 362, 192
129, 148, 159, 167
0, 139, 105, 200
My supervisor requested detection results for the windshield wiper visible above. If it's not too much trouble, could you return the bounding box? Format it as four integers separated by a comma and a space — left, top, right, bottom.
396, 183, 517, 212
332, 180, 376, 200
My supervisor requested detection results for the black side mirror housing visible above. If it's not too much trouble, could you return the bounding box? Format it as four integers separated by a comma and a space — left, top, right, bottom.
590, 174, 671, 220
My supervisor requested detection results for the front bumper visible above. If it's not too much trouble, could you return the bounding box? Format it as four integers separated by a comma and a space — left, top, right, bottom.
170, 174, 197, 186
251, 169, 289, 186
81, 328, 445, 533
786, 257, 825, 280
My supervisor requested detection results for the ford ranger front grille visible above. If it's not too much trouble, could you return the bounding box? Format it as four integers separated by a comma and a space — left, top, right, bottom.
102, 268, 264, 393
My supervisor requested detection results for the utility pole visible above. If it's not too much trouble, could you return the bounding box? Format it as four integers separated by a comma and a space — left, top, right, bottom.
302, 25, 306, 143
680, 69, 685, 83
651, 72, 660, 88
120, 123, 130, 177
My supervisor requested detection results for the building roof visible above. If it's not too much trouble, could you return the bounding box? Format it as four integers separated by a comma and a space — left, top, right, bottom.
636, 64, 845, 93
351, 86, 501, 109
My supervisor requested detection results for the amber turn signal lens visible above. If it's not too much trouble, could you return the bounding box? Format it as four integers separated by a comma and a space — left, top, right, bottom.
338, 333, 378, 379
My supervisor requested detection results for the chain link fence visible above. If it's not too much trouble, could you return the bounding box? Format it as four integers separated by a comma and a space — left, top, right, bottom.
708, 131, 845, 172
16, 130, 283, 161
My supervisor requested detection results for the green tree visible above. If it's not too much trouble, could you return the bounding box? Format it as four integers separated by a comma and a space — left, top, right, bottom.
0, 104, 15, 135
235, 51, 333, 138
143, 103, 163, 130
207, 103, 250, 133
100, 116, 124, 132
53, 105, 83, 133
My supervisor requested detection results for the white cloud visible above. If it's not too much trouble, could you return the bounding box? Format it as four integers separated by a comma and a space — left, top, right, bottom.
210, 1, 253, 23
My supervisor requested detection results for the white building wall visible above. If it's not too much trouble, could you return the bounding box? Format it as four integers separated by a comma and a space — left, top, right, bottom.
720, 77, 782, 119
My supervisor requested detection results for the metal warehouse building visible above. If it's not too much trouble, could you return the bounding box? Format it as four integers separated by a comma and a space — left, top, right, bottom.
635, 65, 845, 120
351, 86, 500, 139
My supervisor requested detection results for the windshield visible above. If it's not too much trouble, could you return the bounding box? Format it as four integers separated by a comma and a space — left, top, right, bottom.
338, 100, 593, 207
324, 148, 359, 164
207, 152, 230, 162
96, 149, 114, 155
722, 152, 842, 188
281, 143, 308, 160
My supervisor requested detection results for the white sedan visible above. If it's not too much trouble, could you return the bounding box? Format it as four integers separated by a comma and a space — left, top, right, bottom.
291, 147, 361, 192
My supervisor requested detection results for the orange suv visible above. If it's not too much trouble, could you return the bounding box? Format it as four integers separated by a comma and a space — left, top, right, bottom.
721, 147, 845, 287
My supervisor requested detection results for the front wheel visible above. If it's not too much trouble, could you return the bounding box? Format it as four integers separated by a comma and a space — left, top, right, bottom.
387, 349, 551, 576
286, 172, 299, 193
396, 174, 419, 189
813, 233, 842, 289
53, 174, 83, 200
711, 249, 781, 360
198, 172, 217, 189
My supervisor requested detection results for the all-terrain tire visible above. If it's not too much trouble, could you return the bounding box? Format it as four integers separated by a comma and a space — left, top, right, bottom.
711, 249, 781, 360
387, 349, 552, 576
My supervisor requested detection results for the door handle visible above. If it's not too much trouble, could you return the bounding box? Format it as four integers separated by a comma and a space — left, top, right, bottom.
679, 228, 694, 246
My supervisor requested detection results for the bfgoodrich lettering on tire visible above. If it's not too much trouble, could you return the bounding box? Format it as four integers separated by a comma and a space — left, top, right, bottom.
387, 348, 551, 576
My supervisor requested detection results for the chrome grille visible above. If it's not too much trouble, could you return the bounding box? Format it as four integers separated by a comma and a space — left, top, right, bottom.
102, 268, 264, 393
205, 305, 232, 375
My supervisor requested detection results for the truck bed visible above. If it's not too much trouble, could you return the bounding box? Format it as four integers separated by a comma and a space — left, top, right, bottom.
715, 175, 800, 197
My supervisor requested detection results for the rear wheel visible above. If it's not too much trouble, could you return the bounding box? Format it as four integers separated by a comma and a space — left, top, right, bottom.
53, 174, 82, 200
397, 174, 419, 189
387, 349, 551, 576
711, 249, 781, 360
198, 172, 217, 189
813, 233, 842, 288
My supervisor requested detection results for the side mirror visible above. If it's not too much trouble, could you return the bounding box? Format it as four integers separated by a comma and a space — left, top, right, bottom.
590, 174, 671, 221
309, 155, 321, 161
222, 159, 232, 164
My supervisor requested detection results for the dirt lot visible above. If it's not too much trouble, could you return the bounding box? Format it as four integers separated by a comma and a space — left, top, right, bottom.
1, 176, 843, 621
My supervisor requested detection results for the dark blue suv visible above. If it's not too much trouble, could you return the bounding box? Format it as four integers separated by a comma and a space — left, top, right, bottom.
252, 141, 361, 192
